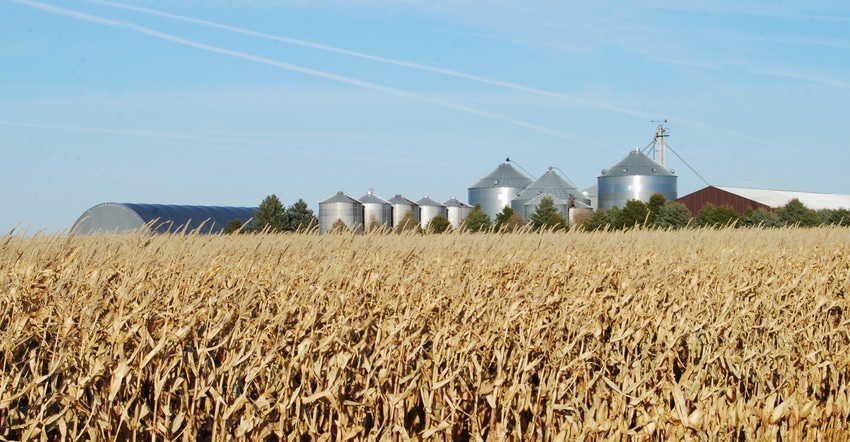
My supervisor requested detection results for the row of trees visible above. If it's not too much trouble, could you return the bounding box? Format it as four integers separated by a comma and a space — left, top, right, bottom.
225, 194, 318, 234
581, 194, 850, 231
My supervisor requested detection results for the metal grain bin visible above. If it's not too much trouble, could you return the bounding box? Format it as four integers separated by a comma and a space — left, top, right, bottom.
319, 191, 364, 234
511, 168, 590, 220
358, 189, 393, 232
443, 197, 474, 229
468, 163, 534, 220
416, 196, 448, 230
388, 194, 420, 230
521, 192, 570, 222
597, 149, 677, 211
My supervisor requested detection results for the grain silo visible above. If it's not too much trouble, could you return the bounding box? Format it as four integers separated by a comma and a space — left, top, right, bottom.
416, 196, 447, 230
319, 191, 364, 234
72, 203, 257, 234
358, 189, 393, 232
443, 197, 473, 229
597, 148, 677, 211
468, 162, 534, 220
511, 167, 590, 220
388, 194, 420, 230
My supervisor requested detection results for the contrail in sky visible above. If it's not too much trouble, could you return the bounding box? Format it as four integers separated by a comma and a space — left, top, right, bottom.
12, 0, 583, 142
81, 0, 649, 119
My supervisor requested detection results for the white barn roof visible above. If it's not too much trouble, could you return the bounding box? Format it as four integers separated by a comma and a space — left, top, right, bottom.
716, 187, 850, 210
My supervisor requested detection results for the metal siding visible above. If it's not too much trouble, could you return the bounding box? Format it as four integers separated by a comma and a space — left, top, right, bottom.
675, 187, 769, 217
597, 175, 677, 211
468, 186, 525, 221
73, 203, 257, 234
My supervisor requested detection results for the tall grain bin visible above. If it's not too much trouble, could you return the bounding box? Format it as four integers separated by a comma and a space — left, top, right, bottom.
416, 196, 447, 230
358, 189, 393, 232
511, 168, 590, 220
443, 197, 474, 229
468, 163, 534, 220
319, 191, 364, 234
388, 194, 420, 230
597, 148, 677, 211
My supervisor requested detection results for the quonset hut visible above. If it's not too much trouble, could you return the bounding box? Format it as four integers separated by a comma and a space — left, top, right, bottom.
72, 203, 257, 234
468, 163, 534, 220
318, 191, 364, 234
597, 148, 677, 211
511, 168, 591, 221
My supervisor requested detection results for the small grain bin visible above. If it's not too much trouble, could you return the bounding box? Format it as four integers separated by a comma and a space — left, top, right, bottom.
388, 194, 420, 230
358, 189, 393, 232
443, 197, 474, 229
416, 196, 448, 230
319, 191, 364, 234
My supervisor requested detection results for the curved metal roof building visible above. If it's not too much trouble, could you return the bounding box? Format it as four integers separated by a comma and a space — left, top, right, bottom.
72, 203, 257, 234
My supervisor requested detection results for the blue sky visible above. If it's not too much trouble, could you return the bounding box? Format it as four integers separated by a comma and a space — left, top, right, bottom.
2, 0, 848, 233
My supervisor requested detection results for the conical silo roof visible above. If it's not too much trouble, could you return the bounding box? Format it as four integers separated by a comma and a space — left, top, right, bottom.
416, 196, 444, 207
358, 189, 390, 205
443, 197, 473, 208
514, 169, 590, 206
320, 191, 361, 204
469, 163, 534, 189
599, 149, 675, 178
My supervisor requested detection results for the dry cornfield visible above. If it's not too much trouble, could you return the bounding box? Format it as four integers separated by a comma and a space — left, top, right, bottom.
1, 227, 850, 441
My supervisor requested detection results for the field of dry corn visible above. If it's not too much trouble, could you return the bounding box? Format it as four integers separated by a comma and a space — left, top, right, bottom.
2, 227, 850, 441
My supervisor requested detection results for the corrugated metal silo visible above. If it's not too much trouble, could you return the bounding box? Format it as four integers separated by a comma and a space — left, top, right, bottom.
521, 192, 570, 222
597, 149, 677, 211
468, 163, 534, 220
511, 168, 590, 220
388, 194, 420, 230
443, 197, 474, 229
358, 189, 393, 232
319, 191, 364, 234
416, 196, 447, 230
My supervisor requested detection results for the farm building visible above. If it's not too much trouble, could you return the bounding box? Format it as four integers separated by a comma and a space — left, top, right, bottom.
72, 203, 257, 234
675, 186, 850, 217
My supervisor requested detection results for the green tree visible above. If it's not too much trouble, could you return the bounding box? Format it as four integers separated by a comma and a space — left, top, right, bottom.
529, 197, 560, 231
253, 194, 286, 232
616, 199, 650, 229
695, 203, 740, 228
330, 218, 350, 233
284, 198, 317, 232
654, 202, 691, 229
582, 209, 612, 231
819, 208, 850, 226
606, 206, 623, 230
464, 204, 492, 232
647, 193, 666, 226
224, 219, 245, 234
494, 206, 525, 232
742, 207, 782, 228
425, 214, 451, 234
776, 198, 822, 227
394, 210, 421, 234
